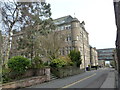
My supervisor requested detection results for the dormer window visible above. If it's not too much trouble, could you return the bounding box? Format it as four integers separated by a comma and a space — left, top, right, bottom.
61, 26, 64, 30
65, 25, 71, 30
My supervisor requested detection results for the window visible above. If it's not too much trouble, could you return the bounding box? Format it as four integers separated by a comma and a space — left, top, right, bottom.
66, 37, 69, 41
75, 23, 79, 27
66, 26, 69, 30
61, 26, 64, 30
69, 36, 71, 41
68, 47, 71, 54
62, 48, 65, 55
64, 25, 71, 30
77, 35, 79, 40
68, 25, 71, 29
64, 26, 68, 30
66, 47, 69, 54
59, 49, 62, 55
70, 46, 72, 50
58, 27, 60, 30
66, 35, 71, 42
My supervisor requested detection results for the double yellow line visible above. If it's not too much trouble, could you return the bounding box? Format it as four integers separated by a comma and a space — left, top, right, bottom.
62, 73, 96, 88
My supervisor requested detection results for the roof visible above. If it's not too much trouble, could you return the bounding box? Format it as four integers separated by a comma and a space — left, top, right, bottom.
53, 15, 73, 25
53, 15, 89, 35
72, 18, 79, 22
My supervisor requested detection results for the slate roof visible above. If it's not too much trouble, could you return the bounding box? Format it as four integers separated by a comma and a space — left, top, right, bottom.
53, 15, 73, 25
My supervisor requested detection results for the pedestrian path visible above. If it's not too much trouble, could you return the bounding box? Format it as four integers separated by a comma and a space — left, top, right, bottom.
100, 69, 116, 88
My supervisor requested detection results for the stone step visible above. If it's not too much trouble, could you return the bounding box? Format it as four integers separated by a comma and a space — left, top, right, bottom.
50, 73, 58, 80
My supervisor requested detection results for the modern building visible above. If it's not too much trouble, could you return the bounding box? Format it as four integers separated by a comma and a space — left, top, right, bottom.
90, 46, 98, 66
97, 48, 115, 61
97, 48, 115, 68
11, 15, 91, 69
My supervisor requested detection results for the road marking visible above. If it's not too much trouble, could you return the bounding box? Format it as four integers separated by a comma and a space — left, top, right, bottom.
62, 73, 96, 88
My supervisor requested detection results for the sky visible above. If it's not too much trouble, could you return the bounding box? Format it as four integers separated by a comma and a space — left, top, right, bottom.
46, 0, 117, 49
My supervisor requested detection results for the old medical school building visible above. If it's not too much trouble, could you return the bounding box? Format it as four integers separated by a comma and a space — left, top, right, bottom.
53, 15, 91, 69
11, 15, 98, 69
53, 15, 98, 69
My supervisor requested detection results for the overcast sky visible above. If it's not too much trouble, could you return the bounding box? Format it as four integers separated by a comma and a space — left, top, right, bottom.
46, 0, 117, 49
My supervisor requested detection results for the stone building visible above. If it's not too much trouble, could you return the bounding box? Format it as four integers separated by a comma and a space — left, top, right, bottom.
114, 0, 120, 71
113, 49, 118, 70
53, 15, 90, 69
113, 0, 120, 88
98, 60, 105, 67
10, 15, 90, 69
90, 46, 98, 66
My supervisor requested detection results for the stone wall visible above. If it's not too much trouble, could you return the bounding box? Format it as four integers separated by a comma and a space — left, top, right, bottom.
2, 76, 47, 89
51, 66, 85, 78
1, 68, 50, 89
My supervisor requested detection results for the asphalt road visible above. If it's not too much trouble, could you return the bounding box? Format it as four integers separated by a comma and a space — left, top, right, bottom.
24, 68, 111, 89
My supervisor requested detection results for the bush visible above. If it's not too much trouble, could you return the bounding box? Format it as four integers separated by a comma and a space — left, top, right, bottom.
8, 56, 30, 75
68, 50, 82, 67
2, 68, 11, 83
50, 58, 67, 68
59, 56, 74, 66
32, 56, 44, 68
76, 60, 81, 67
68, 61, 74, 66
2, 74, 11, 83
44, 61, 50, 66
59, 56, 71, 63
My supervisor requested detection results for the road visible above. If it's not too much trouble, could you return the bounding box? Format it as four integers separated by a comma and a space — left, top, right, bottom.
25, 68, 112, 89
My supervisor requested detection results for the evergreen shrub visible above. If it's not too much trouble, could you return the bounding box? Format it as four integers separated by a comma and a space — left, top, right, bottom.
50, 58, 67, 68
8, 56, 30, 74
68, 50, 82, 67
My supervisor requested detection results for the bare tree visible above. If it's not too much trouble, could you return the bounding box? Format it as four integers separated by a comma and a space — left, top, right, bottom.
1, 0, 55, 65
36, 31, 67, 60
10, 1, 56, 61
1, 1, 26, 65
0, 31, 3, 66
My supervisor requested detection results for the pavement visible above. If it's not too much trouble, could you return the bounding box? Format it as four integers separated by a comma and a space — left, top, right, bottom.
100, 68, 117, 88
119, 75, 120, 89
